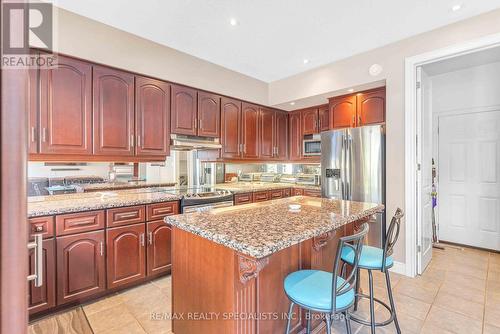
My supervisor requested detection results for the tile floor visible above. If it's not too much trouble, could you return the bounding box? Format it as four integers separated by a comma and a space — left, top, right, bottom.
29, 244, 500, 334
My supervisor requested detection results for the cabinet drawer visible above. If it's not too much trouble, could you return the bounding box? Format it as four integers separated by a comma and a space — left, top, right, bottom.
293, 188, 304, 196
253, 191, 269, 202
303, 189, 321, 198
146, 201, 179, 221
56, 210, 105, 236
28, 216, 54, 240
283, 188, 291, 197
269, 189, 283, 199
107, 205, 145, 228
234, 193, 253, 205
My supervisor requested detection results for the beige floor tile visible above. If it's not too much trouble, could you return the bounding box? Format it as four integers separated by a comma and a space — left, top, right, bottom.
393, 293, 431, 320
82, 293, 124, 316
487, 279, 500, 293
151, 275, 171, 290
489, 263, 500, 272
394, 279, 439, 303
484, 323, 500, 334
29, 308, 92, 334
425, 305, 483, 334
433, 290, 484, 321
120, 282, 161, 302
439, 281, 485, 304
135, 314, 172, 334
420, 322, 455, 334
86, 303, 137, 333
485, 302, 500, 328
488, 270, 500, 282
444, 271, 487, 290
100, 320, 147, 334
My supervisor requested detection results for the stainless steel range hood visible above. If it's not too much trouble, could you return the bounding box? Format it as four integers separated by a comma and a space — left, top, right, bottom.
170, 134, 222, 151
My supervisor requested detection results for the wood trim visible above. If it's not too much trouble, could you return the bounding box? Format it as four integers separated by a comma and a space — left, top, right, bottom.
146, 201, 179, 221
28, 216, 55, 240
28, 153, 166, 162
237, 254, 269, 284
106, 205, 145, 228
55, 210, 105, 236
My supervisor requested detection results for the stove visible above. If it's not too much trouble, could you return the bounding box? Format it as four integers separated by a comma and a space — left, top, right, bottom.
166, 187, 234, 213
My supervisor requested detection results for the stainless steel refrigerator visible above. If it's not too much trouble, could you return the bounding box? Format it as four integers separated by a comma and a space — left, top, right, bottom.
321, 125, 386, 248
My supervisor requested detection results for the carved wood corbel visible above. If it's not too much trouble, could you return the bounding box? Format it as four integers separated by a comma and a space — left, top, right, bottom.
313, 231, 333, 251
238, 254, 269, 284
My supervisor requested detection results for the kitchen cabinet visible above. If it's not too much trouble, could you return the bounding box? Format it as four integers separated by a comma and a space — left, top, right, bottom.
269, 189, 284, 199
318, 104, 330, 132
106, 205, 145, 228
198, 91, 221, 138
303, 189, 321, 197
289, 110, 302, 160
147, 220, 172, 276
93, 66, 135, 156
39, 55, 92, 155
28, 67, 38, 154
135, 77, 171, 156
56, 230, 105, 305
330, 95, 357, 129
55, 210, 105, 236
106, 223, 146, 289
259, 107, 275, 159
293, 188, 304, 196
275, 111, 288, 160
28, 238, 56, 315
302, 107, 319, 135
221, 97, 242, 159
357, 87, 385, 125
253, 191, 270, 202
170, 84, 197, 136
234, 193, 253, 205
241, 103, 260, 159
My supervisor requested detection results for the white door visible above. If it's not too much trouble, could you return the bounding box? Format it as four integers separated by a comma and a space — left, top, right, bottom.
417, 67, 433, 274
438, 110, 500, 250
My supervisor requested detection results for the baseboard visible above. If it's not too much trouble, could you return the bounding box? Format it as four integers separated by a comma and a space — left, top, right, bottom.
389, 261, 407, 276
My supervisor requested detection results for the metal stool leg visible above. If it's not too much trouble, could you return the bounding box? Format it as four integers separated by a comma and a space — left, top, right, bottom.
368, 269, 376, 334
285, 302, 294, 334
354, 267, 361, 311
385, 270, 401, 334
306, 310, 312, 334
325, 314, 332, 334
344, 312, 352, 334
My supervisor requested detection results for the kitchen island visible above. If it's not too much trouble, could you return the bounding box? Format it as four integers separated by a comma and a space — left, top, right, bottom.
166, 196, 383, 334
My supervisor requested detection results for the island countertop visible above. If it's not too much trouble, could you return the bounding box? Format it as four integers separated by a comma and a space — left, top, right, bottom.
166, 196, 383, 259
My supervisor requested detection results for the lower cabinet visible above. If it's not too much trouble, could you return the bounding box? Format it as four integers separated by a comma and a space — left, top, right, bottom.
106, 223, 146, 289
303, 189, 321, 197
293, 188, 304, 196
56, 230, 106, 305
147, 220, 172, 276
28, 238, 56, 315
253, 190, 270, 202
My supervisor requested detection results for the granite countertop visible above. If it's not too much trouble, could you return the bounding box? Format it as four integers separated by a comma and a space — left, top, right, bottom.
28, 187, 181, 218
215, 182, 320, 193
81, 181, 177, 192
166, 197, 383, 259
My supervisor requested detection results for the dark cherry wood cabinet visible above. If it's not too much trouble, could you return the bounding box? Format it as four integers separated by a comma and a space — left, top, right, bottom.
221, 97, 242, 159
301, 107, 319, 135
28, 68, 39, 154
170, 84, 197, 136
241, 103, 260, 159
330, 95, 357, 129
275, 111, 288, 160
259, 107, 275, 159
56, 230, 105, 305
198, 92, 220, 138
318, 104, 330, 132
106, 223, 146, 289
39, 56, 92, 155
135, 77, 170, 156
28, 238, 56, 315
93, 66, 135, 156
357, 87, 386, 126
289, 110, 302, 160
147, 221, 172, 277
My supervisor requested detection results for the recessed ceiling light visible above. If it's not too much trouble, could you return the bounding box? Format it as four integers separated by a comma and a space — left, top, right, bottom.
347, 88, 354, 93
290, 102, 296, 106
451, 4, 462, 12
303, 59, 310, 64
229, 18, 238, 26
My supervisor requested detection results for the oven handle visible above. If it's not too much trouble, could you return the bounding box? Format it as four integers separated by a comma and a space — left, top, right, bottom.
182, 200, 234, 213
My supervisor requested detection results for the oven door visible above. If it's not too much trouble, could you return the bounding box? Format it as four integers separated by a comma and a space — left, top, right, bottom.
182, 200, 234, 213
303, 140, 321, 156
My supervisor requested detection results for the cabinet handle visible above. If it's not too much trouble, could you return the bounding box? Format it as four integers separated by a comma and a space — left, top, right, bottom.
137, 135, 141, 148
352, 115, 355, 127
42, 127, 47, 142
140, 233, 145, 246
33, 224, 44, 233
243, 144, 246, 153
27, 234, 43, 288
148, 232, 153, 245
116, 212, 138, 219
31, 126, 36, 142
130, 134, 135, 147
155, 207, 173, 214
358, 115, 362, 125
199, 119, 203, 130
100, 241, 104, 256
194, 119, 198, 129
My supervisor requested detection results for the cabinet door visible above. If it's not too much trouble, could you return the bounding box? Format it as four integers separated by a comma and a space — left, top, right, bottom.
318, 104, 330, 132
93, 66, 135, 156
106, 223, 146, 289
28, 67, 39, 154
56, 230, 105, 305
330, 95, 357, 129
147, 221, 172, 277
28, 238, 55, 314
171, 85, 197, 136
39, 56, 92, 154
275, 111, 288, 160
289, 110, 302, 160
135, 77, 170, 156
259, 107, 275, 159
357, 88, 385, 126
220, 97, 242, 158
241, 102, 260, 159
301, 108, 319, 135
198, 92, 220, 138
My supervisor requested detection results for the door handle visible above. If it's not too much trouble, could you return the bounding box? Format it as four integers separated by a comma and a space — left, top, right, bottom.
100, 241, 104, 256
199, 119, 203, 130
148, 232, 153, 245
137, 135, 141, 148
42, 128, 47, 142
31, 126, 36, 142
140, 233, 145, 246
130, 134, 135, 147
27, 234, 43, 288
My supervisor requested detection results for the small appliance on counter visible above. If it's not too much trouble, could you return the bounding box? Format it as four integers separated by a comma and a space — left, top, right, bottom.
259, 173, 281, 183
238, 173, 262, 182
279, 174, 298, 184
296, 173, 321, 186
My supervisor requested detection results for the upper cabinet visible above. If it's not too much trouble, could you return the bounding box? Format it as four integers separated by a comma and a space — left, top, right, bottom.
39, 56, 92, 155
241, 103, 260, 159
318, 104, 330, 132
275, 111, 288, 160
170, 85, 197, 136
289, 110, 302, 161
197, 92, 220, 138
300, 105, 329, 135
135, 77, 171, 157
93, 66, 135, 156
259, 107, 275, 159
220, 97, 242, 159
330, 87, 385, 129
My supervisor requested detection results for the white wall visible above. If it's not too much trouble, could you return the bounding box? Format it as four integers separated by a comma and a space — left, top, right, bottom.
28, 162, 110, 179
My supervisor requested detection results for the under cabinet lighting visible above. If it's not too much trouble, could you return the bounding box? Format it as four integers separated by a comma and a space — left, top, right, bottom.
290, 102, 296, 106
347, 88, 354, 93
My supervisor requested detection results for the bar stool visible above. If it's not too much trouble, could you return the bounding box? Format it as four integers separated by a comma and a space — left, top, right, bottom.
341, 208, 404, 334
283, 223, 369, 334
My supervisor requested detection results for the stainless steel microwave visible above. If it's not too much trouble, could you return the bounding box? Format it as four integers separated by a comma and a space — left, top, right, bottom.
303, 134, 321, 156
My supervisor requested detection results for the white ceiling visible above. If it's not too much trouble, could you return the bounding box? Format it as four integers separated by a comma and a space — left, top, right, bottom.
49, 0, 500, 82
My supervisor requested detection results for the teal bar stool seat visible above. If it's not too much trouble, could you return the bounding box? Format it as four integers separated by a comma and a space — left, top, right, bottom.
340, 208, 404, 334
284, 223, 369, 334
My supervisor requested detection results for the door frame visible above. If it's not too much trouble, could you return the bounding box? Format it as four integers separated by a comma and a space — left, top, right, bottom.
404, 32, 500, 277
